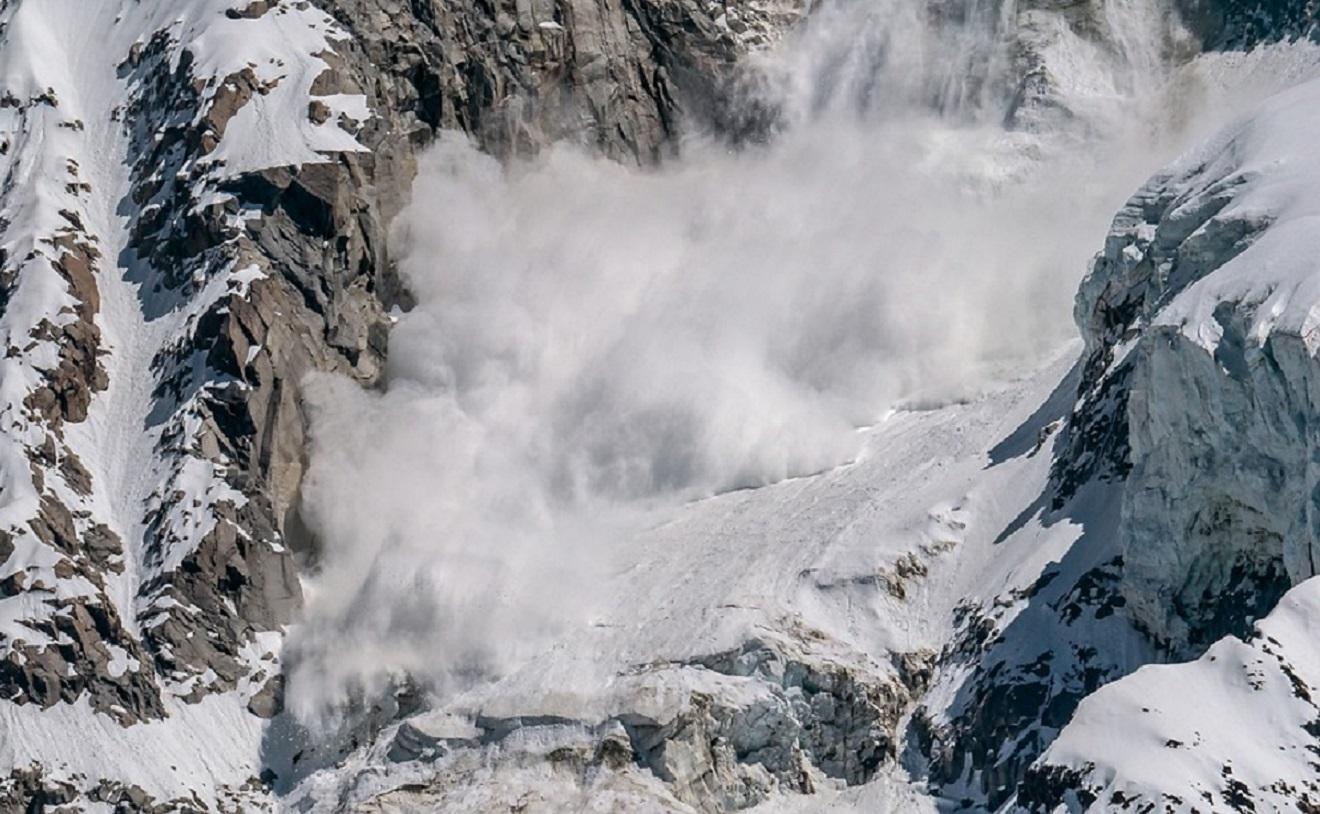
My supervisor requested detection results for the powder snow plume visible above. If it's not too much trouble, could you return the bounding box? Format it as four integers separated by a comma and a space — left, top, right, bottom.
281, 0, 1299, 723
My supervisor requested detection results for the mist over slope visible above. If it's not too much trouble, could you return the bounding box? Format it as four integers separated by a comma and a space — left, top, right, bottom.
291, 0, 1311, 729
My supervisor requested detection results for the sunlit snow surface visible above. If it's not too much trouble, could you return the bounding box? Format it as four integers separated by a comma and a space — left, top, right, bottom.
1151, 79, 1320, 351
1029, 75, 1320, 813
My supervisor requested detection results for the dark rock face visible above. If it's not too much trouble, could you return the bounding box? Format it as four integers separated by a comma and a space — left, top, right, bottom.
316, 0, 798, 165
1017, 762, 1099, 811
1178, 0, 1319, 48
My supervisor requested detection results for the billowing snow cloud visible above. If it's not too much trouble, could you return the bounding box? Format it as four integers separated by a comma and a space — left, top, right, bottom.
281, 0, 1314, 723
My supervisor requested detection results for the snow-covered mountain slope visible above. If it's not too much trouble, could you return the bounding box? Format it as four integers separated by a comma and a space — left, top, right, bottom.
286, 54, 1320, 809
0, 0, 387, 806
1027, 577, 1320, 812
1022, 70, 1320, 814
1, 0, 1320, 811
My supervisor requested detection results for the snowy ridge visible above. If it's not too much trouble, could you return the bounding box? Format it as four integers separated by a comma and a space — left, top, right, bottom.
0, 0, 116, 652
1076, 71, 1320, 359
1153, 82, 1320, 351
0, 0, 372, 806
1031, 576, 1320, 811
1020, 74, 1320, 813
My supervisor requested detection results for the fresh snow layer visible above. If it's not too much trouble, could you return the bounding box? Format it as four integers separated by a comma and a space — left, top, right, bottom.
1152, 76, 1320, 352
0, 672, 270, 805
1039, 576, 1320, 811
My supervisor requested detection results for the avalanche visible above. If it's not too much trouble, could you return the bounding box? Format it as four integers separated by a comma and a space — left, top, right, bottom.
1, 0, 1319, 811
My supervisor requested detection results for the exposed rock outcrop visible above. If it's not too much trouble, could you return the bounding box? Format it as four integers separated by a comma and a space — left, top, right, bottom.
317, 0, 802, 164
1178, 0, 1319, 48
306, 635, 930, 811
